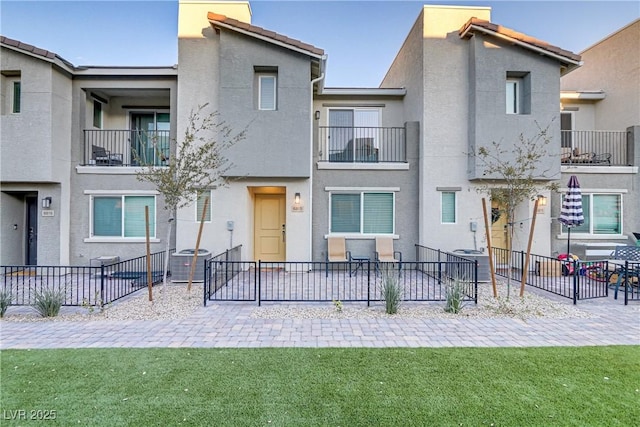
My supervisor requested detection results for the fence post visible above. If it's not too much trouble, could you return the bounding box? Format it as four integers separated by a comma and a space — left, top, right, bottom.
203, 258, 208, 307
367, 259, 371, 307
257, 260, 261, 306
437, 249, 442, 284
100, 264, 105, 306
474, 260, 478, 304
572, 259, 578, 305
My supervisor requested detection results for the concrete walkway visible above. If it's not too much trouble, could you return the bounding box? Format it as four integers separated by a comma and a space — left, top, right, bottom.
1, 296, 638, 350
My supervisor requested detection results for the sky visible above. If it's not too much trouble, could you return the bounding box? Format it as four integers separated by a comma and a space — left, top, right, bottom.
1, 0, 638, 87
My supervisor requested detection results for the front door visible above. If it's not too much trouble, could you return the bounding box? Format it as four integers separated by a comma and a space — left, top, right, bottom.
490, 200, 509, 267
25, 196, 38, 265
254, 194, 286, 261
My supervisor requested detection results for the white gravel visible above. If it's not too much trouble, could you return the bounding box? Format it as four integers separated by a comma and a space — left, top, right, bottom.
2, 281, 592, 322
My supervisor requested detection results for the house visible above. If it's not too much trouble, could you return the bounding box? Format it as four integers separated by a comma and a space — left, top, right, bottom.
7, 1, 634, 268
559, 18, 640, 258
0, 37, 177, 266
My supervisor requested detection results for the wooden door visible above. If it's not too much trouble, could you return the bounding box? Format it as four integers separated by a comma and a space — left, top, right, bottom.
254, 194, 286, 261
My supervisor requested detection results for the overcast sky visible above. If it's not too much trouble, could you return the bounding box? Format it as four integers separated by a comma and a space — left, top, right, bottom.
1, 0, 638, 87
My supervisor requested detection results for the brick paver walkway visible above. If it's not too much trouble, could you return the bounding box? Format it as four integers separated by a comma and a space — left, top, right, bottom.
1, 295, 638, 349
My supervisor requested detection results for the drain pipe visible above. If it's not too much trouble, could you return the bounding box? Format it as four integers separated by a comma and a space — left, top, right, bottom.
309, 56, 327, 262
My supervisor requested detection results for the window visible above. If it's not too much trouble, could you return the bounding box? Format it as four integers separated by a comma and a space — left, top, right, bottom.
560, 112, 573, 148
506, 78, 519, 114
506, 72, 531, 115
93, 100, 102, 128
196, 190, 211, 222
562, 193, 622, 235
258, 75, 276, 110
92, 195, 155, 238
328, 108, 380, 162
330, 192, 394, 234
12, 81, 20, 113
441, 192, 456, 224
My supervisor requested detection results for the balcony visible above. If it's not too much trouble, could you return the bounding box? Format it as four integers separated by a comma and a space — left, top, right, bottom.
318, 126, 406, 163
561, 130, 630, 166
83, 130, 170, 167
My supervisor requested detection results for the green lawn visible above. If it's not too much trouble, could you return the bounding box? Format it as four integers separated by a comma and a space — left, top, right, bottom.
1, 346, 638, 426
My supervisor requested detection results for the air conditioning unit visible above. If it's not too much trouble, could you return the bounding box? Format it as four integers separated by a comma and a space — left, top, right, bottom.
170, 249, 211, 282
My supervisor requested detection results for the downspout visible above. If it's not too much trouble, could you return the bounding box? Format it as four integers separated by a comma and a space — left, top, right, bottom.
309, 55, 327, 261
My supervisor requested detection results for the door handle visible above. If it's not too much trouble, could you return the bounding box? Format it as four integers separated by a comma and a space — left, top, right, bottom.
282, 224, 286, 242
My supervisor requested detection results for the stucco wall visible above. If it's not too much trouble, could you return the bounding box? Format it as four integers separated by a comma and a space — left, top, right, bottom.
218, 31, 313, 178
560, 19, 640, 131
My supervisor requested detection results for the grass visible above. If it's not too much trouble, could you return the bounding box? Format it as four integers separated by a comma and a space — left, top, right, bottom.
1, 346, 638, 426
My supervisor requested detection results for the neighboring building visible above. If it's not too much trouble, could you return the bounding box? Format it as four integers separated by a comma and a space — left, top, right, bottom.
3, 1, 635, 267
559, 19, 640, 258
0, 37, 177, 266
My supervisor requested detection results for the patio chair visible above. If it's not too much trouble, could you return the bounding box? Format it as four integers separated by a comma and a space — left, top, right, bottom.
374, 236, 402, 276
92, 144, 123, 165
607, 246, 640, 299
325, 237, 352, 277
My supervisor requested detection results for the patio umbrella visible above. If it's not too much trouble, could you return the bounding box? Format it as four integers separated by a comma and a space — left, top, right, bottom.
559, 175, 584, 256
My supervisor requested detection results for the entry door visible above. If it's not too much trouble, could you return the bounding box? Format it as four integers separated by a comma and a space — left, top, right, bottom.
254, 194, 286, 261
25, 196, 38, 265
490, 200, 509, 266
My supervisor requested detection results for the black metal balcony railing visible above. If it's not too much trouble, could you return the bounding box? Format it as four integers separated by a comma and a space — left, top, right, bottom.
84, 130, 171, 167
318, 126, 406, 163
561, 130, 630, 166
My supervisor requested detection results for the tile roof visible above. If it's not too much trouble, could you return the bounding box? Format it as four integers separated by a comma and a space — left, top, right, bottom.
1, 35, 75, 69
1, 35, 56, 60
459, 18, 582, 63
207, 12, 324, 57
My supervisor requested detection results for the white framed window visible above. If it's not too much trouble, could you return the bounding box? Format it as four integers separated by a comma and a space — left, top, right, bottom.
93, 100, 103, 129
561, 193, 622, 235
91, 195, 156, 238
506, 78, 520, 114
196, 190, 212, 222
330, 191, 394, 234
258, 75, 276, 110
441, 191, 456, 224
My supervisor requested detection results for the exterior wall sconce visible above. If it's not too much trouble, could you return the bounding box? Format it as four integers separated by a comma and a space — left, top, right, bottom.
292, 192, 303, 212
314, 110, 320, 120
536, 194, 547, 214
42, 196, 52, 208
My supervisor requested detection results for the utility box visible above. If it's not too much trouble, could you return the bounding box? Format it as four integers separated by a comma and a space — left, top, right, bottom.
450, 249, 490, 282
170, 249, 211, 282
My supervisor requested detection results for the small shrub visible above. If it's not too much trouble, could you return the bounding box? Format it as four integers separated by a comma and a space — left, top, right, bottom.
33, 287, 65, 317
0, 290, 11, 317
332, 299, 343, 313
445, 278, 469, 314
381, 269, 402, 314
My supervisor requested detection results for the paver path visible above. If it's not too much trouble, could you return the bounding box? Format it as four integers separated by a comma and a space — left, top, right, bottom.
1, 297, 638, 349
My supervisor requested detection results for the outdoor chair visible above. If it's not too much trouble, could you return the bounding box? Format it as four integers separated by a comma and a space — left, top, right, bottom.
606, 246, 640, 299
325, 237, 352, 277
92, 144, 123, 165
374, 236, 402, 276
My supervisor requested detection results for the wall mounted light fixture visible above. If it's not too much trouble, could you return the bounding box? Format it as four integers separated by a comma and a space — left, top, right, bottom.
537, 195, 547, 206
42, 196, 52, 209
294, 192, 301, 205
314, 110, 320, 120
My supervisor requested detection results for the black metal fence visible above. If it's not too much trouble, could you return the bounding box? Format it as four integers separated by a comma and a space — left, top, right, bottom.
204, 246, 478, 306
1, 249, 174, 308
491, 247, 619, 304
318, 126, 406, 163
